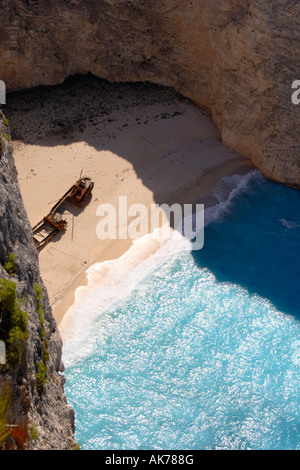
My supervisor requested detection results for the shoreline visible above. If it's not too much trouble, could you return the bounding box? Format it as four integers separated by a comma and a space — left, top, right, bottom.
6, 78, 254, 338
59, 224, 172, 343
58, 161, 254, 344
57, 157, 253, 339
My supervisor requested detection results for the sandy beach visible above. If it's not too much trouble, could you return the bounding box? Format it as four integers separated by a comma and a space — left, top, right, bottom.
6, 76, 253, 340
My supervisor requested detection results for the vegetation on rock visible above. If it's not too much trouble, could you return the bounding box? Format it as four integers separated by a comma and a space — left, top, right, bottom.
0, 279, 28, 368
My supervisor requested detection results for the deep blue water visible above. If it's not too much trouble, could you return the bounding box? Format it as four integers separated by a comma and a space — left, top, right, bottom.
63, 171, 300, 450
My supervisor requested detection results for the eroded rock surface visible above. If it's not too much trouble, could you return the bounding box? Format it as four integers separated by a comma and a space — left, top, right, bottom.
0, 0, 299, 186
0, 111, 75, 450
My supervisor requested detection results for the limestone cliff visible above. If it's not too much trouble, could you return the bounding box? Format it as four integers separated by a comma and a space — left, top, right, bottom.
0, 0, 299, 186
0, 111, 75, 450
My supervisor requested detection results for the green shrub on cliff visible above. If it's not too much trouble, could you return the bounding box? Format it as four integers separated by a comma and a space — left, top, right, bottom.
4, 252, 16, 276
36, 361, 47, 395
0, 279, 28, 368
33, 284, 49, 394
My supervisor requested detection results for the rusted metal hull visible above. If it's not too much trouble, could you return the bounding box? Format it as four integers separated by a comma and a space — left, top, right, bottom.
32, 212, 68, 250
32, 176, 94, 250
66, 177, 94, 207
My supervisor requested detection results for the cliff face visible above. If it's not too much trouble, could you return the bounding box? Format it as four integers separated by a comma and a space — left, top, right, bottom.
0, 111, 75, 450
0, 0, 299, 187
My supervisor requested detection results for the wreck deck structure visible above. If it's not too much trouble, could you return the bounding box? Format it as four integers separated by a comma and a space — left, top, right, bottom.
32, 176, 94, 250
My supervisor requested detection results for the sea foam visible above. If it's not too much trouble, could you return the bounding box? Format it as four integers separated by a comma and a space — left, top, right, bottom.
62, 170, 260, 358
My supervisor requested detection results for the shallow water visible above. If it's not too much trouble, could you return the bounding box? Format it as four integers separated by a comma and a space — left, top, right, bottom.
63, 171, 300, 450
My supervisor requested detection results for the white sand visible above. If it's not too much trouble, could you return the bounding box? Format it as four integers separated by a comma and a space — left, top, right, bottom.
7, 79, 253, 339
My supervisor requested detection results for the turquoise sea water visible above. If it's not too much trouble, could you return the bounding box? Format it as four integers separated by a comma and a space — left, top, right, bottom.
63, 171, 300, 450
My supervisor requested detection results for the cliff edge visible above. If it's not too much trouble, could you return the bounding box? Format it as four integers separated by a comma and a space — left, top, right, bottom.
0, 111, 75, 450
